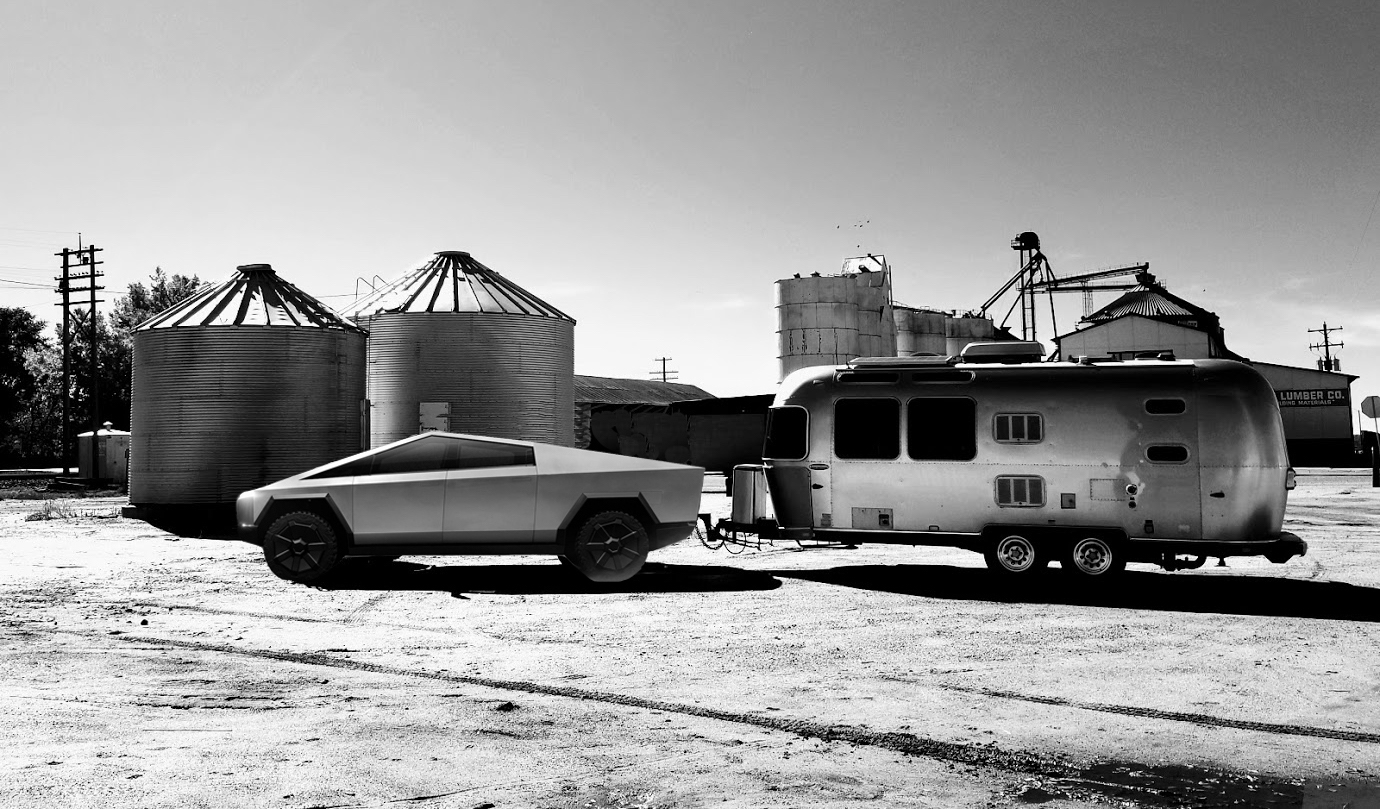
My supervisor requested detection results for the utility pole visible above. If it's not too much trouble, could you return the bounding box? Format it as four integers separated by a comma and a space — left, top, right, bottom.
54, 244, 103, 478
649, 357, 677, 383
1308, 322, 1344, 372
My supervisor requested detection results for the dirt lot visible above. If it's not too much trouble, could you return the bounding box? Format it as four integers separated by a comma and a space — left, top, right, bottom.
1, 471, 1378, 808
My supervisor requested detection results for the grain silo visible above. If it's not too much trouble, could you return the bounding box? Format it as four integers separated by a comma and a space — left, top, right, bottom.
776, 263, 896, 381
129, 264, 367, 506
345, 251, 575, 447
893, 305, 949, 356
946, 314, 1000, 356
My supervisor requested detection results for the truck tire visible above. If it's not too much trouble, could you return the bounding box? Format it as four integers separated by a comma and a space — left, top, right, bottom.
565, 510, 649, 584
1065, 536, 1125, 577
262, 510, 342, 584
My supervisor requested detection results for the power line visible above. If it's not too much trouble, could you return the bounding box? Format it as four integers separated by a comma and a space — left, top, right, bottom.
0, 276, 54, 288
0, 226, 81, 235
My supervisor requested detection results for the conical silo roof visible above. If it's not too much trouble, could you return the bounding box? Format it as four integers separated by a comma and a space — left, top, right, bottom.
136, 264, 364, 332
343, 251, 573, 321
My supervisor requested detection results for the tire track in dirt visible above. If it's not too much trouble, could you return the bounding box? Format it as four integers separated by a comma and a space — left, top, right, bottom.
939, 684, 1380, 745
96, 600, 1380, 746
70, 629, 1318, 807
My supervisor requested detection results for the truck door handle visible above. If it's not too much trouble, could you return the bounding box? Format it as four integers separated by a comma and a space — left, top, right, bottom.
811, 484, 824, 489
1209, 491, 1225, 498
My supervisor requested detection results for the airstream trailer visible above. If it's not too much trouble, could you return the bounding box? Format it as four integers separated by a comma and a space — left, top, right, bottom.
702, 342, 1306, 577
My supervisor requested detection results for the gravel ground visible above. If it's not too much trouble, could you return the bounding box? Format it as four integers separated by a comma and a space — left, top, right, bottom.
1, 470, 1378, 808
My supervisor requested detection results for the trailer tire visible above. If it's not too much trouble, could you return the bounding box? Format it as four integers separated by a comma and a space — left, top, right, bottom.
984, 533, 1045, 574
1065, 536, 1125, 577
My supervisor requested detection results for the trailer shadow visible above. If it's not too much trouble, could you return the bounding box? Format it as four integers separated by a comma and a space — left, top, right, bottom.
316, 560, 782, 595
771, 564, 1380, 622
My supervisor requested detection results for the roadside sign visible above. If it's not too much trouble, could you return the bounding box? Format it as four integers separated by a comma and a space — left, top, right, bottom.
1363, 396, 1380, 419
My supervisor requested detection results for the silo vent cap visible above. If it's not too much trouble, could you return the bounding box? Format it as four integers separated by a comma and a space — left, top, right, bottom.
236, 264, 276, 274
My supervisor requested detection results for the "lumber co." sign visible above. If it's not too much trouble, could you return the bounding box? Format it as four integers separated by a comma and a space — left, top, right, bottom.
1276, 389, 1349, 407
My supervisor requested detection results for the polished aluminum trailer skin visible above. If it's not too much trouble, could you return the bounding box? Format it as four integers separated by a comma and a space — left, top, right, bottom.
238, 431, 703, 584
747, 351, 1304, 575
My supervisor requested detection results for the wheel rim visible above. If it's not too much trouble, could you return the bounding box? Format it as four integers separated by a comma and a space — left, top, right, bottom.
583, 518, 640, 572
1071, 537, 1114, 575
268, 519, 328, 574
996, 535, 1036, 573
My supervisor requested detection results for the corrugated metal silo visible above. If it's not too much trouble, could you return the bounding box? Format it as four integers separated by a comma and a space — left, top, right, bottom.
344, 251, 575, 447
894, 305, 950, 356
129, 264, 367, 505
776, 268, 896, 381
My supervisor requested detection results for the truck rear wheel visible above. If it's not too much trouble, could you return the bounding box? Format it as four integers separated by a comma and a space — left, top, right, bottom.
984, 533, 1045, 574
1065, 536, 1125, 577
565, 511, 649, 584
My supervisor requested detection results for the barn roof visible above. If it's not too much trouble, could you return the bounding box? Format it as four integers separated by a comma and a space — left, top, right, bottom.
574, 375, 714, 405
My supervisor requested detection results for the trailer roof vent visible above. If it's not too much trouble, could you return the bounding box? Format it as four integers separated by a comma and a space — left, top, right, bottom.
849, 354, 958, 368
959, 341, 1046, 364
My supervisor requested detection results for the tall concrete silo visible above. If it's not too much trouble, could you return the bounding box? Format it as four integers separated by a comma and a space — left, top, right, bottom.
345, 251, 575, 447
129, 264, 367, 506
893, 305, 949, 356
776, 266, 896, 381
946, 315, 1000, 356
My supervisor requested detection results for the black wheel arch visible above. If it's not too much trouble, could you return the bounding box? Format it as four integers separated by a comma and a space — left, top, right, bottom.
258, 496, 353, 551
557, 495, 656, 542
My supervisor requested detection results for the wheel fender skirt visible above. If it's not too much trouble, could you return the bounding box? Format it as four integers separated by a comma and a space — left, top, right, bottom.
650, 522, 696, 551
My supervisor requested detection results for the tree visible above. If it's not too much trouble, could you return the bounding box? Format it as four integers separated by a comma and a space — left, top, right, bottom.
0, 308, 48, 464
8, 268, 203, 466
109, 267, 203, 335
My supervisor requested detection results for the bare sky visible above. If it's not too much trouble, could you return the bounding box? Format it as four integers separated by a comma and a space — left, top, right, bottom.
3, 1, 1378, 423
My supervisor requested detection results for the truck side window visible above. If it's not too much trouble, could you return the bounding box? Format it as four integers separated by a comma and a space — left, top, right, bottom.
763, 406, 808, 460
453, 438, 535, 469
835, 399, 900, 459
371, 435, 459, 475
908, 398, 976, 460
994, 413, 1043, 443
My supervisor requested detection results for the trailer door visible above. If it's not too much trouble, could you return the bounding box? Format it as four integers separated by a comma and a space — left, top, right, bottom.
829, 397, 901, 529
1130, 391, 1202, 541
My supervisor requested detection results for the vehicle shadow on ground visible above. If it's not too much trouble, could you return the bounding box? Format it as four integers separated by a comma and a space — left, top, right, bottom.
771, 564, 1380, 621
317, 560, 782, 595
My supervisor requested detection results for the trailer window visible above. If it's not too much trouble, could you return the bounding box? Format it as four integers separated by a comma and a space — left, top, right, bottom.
1147, 444, 1190, 464
907, 398, 976, 460
763, 406, 808, 460
835, 399, 900, 459
994, 413, 1043, 443
1145, 398, 1186, 415
995, 475, 1045, 507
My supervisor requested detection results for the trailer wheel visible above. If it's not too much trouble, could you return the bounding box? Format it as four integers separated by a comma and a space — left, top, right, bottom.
1065, 536, 1125, 577
984, 534, 1043, 574
565, 511, 649, 584
262, 510, 342, 584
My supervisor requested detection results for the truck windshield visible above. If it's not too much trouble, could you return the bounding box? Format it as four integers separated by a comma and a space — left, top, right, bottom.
763, 407, 808, 459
